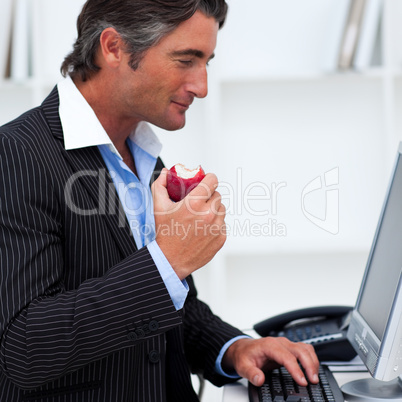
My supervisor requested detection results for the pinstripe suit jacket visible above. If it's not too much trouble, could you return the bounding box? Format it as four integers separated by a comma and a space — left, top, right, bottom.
0, 87, 244, 401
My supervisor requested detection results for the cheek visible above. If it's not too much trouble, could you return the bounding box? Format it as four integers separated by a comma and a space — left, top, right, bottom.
147, 82, 181, 107
150, 67, 185, 93
141, 72, 171, 96
130, 67, 185, 110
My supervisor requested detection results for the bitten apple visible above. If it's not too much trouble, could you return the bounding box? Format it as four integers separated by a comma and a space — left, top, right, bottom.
166, 164, 206, 202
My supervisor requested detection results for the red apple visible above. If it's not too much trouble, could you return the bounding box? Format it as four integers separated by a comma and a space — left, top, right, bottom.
167, 164, 206, 202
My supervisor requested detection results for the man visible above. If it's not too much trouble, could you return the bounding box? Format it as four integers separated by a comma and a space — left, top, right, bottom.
0, 1, 319, 400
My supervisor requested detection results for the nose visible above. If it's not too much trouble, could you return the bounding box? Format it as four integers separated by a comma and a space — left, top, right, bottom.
188, 67, 208, 99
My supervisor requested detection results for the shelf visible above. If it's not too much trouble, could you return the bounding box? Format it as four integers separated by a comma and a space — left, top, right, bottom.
216, 67, 402, 85
0, 77, 58, 89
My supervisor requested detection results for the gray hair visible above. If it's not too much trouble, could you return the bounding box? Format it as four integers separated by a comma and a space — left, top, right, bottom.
61, 0, 228, 81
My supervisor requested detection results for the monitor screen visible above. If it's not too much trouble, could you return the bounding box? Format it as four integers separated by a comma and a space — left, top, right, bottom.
343, 145, 402, 400
357, 155, 402, 341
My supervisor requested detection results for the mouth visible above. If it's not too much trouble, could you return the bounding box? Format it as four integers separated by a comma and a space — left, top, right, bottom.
172, 100, 192, 110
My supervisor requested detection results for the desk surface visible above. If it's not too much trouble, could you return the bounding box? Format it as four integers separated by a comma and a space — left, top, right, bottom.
222, 370, 372, 401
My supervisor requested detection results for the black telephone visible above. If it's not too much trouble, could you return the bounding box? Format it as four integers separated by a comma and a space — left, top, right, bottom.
253, 305, 357, 362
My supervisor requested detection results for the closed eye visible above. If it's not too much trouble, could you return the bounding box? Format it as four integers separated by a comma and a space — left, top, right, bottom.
170, 49, 215, 67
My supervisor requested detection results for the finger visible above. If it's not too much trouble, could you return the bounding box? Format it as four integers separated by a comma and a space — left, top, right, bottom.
296, 343, 320, 384
264, 339, 308, 386
215, 202, 226, 217
282, 354, 309, 387
282, 342, 319, 386
208, 191, 225, 216
188, 173, 218, 200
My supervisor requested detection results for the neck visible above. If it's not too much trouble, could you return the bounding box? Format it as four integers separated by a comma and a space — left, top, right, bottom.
73, 76, 139, 151
73, 76, 139, 176
120, 143, 137, 176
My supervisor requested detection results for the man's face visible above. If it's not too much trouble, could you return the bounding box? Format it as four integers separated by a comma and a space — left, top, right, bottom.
118, 11, 219, 131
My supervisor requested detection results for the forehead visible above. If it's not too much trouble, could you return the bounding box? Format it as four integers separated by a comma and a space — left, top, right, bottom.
154, 11, 219, 58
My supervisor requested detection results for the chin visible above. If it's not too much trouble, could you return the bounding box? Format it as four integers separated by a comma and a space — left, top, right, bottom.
156, 117, 187, 131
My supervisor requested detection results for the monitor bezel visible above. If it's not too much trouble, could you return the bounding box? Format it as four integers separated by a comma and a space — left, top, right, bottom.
347, 143, 402, 382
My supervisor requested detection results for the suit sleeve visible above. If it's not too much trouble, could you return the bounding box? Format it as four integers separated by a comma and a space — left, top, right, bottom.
0, 136, 182, 389
152, 156, 246, 386
182, 275, 246, 387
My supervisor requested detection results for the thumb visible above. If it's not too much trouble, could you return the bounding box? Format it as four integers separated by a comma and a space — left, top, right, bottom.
152, 168, 169, 199
153, 168, 168, 189
243, 366, 265, 387
152, 168, 175, 214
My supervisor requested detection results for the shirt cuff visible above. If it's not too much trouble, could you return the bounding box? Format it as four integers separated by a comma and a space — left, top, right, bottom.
147, 240, 189, 310
215, 335, 252, 378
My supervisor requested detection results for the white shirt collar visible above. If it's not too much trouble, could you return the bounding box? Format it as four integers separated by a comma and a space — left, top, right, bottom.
57, 75, 162, 159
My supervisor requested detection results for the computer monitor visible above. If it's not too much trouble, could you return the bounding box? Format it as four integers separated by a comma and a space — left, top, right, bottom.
342, 143, 402, 401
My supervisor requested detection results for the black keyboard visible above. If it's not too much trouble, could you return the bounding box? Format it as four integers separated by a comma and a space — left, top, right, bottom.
248, 365, 344, 402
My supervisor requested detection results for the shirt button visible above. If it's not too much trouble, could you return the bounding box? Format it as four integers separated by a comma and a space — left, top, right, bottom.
149, 320, 159, 332
127, 332, 138, 341
148, 350, 160, 364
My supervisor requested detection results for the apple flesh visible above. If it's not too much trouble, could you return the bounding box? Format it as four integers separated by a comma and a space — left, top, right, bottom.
167, 164, 206, 202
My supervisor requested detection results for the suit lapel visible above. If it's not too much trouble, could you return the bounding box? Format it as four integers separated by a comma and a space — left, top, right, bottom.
41, 87, 137, 259
65, 147, 138, 259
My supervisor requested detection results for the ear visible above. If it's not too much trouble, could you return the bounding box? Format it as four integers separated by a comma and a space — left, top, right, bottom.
99, 27, 125, 68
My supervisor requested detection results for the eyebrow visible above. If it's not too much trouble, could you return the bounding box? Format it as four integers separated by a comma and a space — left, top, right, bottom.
170, 49, 215, 62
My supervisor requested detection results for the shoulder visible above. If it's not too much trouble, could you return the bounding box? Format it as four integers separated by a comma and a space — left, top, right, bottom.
0, 86, 60, 144
1, 106, 45, 137
0, 87, 63, 160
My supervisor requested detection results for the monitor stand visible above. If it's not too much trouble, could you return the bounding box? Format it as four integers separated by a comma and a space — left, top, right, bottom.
341, 377, 402, 401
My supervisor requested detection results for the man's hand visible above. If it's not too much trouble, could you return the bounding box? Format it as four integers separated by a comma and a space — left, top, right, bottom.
222, 337, 320, 387
152, 168, 226, 280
